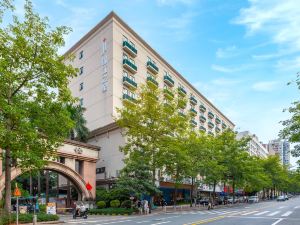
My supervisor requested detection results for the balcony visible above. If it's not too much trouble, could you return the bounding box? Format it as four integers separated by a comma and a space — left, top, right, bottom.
179, 112, 186, 117
189, 108, 197, 116
199, 126, 206, 132
190, 96, 197, 105
163, 89, 174, 99
123, 93, 136, 103
208, 121, 214, 128
190, 120, 197, 127
123, 76, 137, 89
199, 115, 206, 123
222, 123, 227, 129
164, 75, 175, 87
122, 40, 137, 57
199, 104, 206, 113
215, 117, 221, 124
147, 61, 159, 74
208, 131, 214, 136
164, 101, 173, 109
208, 111, 214, 119
123, 59, 137, 74
147, 76, 159, 87
215, 127, 221, 133
178, 87, 187, 96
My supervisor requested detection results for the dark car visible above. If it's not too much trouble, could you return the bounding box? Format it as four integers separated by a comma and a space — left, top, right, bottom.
197, 198, 209, 205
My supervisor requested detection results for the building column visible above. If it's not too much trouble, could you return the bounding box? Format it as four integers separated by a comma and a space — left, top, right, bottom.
82, 161, 96, 199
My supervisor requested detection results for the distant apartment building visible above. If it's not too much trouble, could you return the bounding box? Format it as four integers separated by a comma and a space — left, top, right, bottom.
237, 131, 268, 158
267, 139, 290, 166
64, 12, 235, 188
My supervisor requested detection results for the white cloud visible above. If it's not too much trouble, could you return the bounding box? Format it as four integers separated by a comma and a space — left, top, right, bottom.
216, 45, 238, 58
211, 64, 253, 73
276, 56, 300, 71
252, 81, 278, 91
234, 0, 300, 68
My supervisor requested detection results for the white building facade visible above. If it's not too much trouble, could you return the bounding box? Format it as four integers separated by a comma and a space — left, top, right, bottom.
65, 12, 235, 187
267, 139, 290, 166
237, 131, 268, 158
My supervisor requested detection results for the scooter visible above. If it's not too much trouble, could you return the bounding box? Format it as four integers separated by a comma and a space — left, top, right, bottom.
73, 208, 88, 219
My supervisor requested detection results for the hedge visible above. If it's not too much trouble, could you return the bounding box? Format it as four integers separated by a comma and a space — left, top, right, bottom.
121, 200, 131, 209
89, 208, 135, 215
97, 201, 106, 209
110, 200, 120, 208
0, 213, 59, 225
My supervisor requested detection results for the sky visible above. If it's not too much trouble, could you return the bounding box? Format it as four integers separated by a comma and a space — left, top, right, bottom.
12, 0, 300, 163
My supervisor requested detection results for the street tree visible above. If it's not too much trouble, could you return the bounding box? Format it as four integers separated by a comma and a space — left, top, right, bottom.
0, 0, 77, 211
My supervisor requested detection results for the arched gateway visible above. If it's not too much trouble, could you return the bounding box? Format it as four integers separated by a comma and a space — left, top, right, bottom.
0, 140, 100, 200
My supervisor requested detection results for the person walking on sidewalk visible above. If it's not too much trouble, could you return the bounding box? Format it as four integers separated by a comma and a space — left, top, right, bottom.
144, 200, 149, 215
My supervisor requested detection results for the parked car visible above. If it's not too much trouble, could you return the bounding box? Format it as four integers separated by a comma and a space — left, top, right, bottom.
197, 198, 209, 205
248, 196, 259, 203
227, 197, 238, 204
277, 196, 286, 201
284, 195, 289, 200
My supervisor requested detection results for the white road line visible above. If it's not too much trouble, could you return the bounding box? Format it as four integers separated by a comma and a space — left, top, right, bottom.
271, 218, 283, 225
136, 221, 150, 224
294, 206, 300, 209
282, 211, 293, 217
95, 220, 132, 225
150, 221, 171, 225
279, 206, 287, 209
254, 211, 270, 216
241, 211, 259, 215
206, 211, 217, 214
268, 211, 281, 216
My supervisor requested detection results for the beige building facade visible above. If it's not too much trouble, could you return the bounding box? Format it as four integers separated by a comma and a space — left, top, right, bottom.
65, 12, 235, 186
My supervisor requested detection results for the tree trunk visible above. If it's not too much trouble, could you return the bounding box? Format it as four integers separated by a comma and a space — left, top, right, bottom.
232, 178, 235, 204
190, 177, 194, 207
4, 148, 12, 212
29, 174, 33, 196
174, 185, 178, 207
45, 171, 49, 203
56, 173, 59, 199
37, 171, 41, 197
213, 180, 216, 203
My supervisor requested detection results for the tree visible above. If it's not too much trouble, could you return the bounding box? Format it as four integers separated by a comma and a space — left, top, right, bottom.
67, 104, 89, 142
0, 0, 77, 211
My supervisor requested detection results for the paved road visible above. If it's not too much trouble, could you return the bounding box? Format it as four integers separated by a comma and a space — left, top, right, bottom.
63, 197, 300, 225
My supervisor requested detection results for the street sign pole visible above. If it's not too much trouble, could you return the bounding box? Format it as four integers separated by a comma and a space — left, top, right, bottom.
16, 196, 19, 225
13, 184, 21, 225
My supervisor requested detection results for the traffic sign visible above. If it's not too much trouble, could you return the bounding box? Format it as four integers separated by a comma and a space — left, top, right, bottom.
14, 185, 21, 197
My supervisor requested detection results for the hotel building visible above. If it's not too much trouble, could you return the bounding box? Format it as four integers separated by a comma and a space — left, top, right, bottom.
65, 12, 235, 187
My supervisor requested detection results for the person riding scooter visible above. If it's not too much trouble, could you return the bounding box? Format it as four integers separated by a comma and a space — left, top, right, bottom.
73, 202, 88, 219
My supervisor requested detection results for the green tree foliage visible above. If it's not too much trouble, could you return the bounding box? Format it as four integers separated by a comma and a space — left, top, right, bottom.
0, 0, 77, 210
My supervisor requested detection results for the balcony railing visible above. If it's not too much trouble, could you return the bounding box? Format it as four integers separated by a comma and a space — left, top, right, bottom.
178, 87, 187, 96
199, 115, 206, 123
164, 75, 175, 87
178, 99, 187, 109
222, 123, 227, 129
208, 131, 214, 136
208, 111, 214, 119
190, 96, 197, 105
189, 108, 197, 116
123, 59, 137, 73
215, 127, 221, 133
179, 112, 186, 117
123, 93, 136, 103
199, 126, 206, 132
199, 105, 206, 112
208, 121, 214, 128
122, 40, 137, 57
163, 89, 174, 99
147, 76, 159, 87
147, 61, 159, 74
190, 120, 197, 127
215, 117, 221, 124
123, 76, 137, 89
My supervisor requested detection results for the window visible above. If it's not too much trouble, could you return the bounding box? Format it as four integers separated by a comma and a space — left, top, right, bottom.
129, 41, 135, 48
123, 53, 128, 60
79, 82, 84, 91
147, 56, 156, 65
75, 160, 83, 176
123, 71, 135, 81
96, 167, 106, 174
79, 98, 83, 106
147, 72, 154, 79
102, 38, 107, 53
79, 50, 83, 59
79, 67, 84, 75
123, 35, 128, 42
59, 157, 65, 164
123, 88, 136, 99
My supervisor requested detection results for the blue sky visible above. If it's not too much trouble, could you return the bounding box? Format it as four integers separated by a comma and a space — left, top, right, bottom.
14, 1, 300, 148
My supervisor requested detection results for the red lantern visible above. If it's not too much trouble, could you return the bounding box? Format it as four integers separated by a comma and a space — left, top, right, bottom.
86, 182, 92, 191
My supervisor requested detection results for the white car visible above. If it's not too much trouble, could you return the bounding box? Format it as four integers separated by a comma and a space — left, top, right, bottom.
248, 196, 259, 203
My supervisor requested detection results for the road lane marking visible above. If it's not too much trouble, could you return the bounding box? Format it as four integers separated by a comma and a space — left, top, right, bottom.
206, 211, 217, 214
294, 206, 300, 209
254, 211, 270, 215
95, 220, 132, 225
271, 218, 283, 225
136, 221, 150, 224
279, 206, 286, 209
282, 211, 293, 217
241, 211, 259, 215
151, 221, 171, 225
268, 211, 280, 216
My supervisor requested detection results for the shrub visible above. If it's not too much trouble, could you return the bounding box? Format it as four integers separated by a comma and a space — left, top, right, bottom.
39, 204, 46, 213
89, 208, 135, 215
97, 201, 106, 209
0, 213, 59, 224
110, 200, 120, 208
121, 200, 131, 209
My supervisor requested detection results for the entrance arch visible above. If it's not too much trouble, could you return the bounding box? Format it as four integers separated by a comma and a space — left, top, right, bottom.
0, 161, 93, 200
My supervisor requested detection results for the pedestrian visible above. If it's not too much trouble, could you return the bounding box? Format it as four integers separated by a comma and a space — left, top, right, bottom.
144, 200, 149, 215
137, 200, 142, 215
